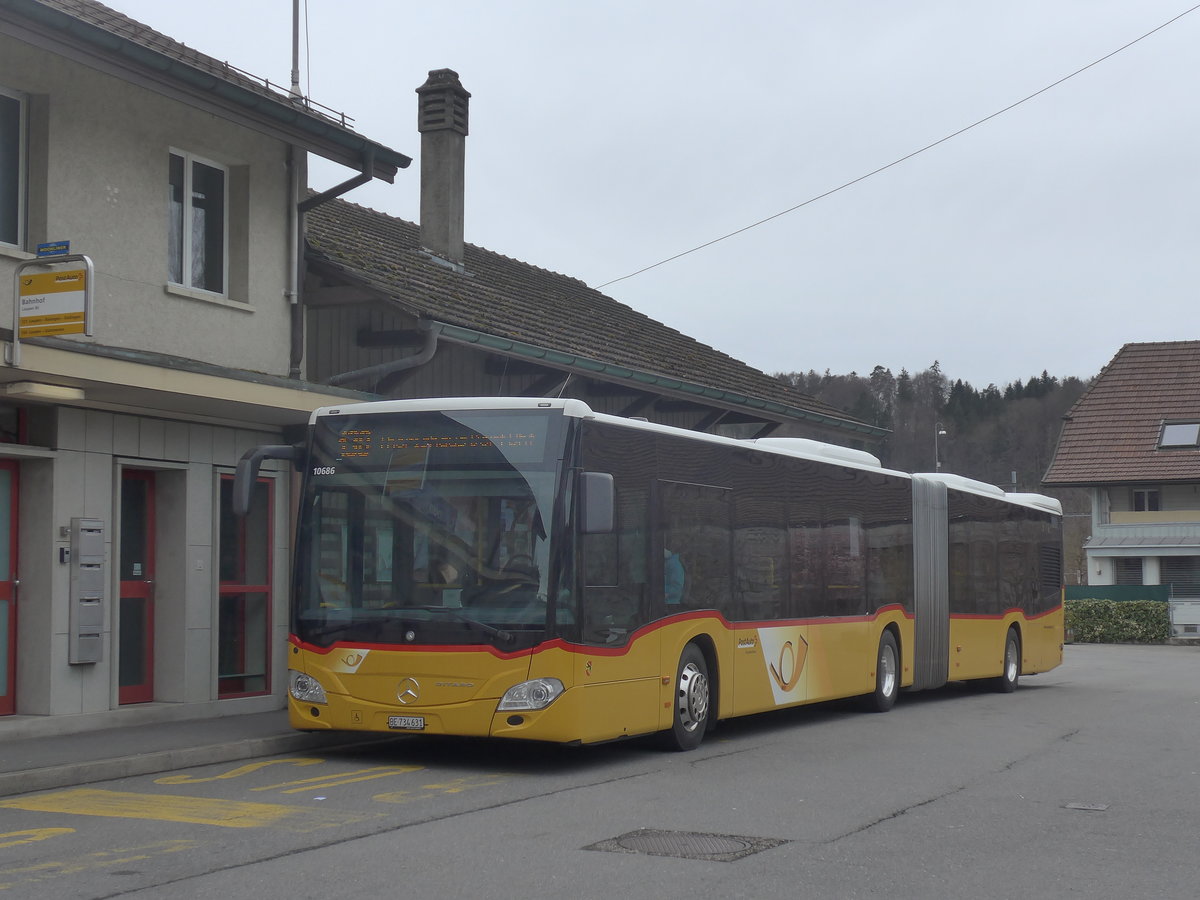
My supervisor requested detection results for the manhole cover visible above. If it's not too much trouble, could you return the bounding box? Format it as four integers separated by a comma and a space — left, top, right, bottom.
585, 829, 788, 862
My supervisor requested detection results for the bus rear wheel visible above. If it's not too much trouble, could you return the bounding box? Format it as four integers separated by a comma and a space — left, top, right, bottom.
994, 629, 1020, 693
664, 643, 710, 751
864, 630, 899, 713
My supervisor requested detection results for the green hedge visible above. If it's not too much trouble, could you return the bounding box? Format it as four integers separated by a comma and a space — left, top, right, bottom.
1065, 599, 1171, 644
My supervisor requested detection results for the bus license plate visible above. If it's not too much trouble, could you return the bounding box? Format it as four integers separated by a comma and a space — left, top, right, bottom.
387, 715, 426, 731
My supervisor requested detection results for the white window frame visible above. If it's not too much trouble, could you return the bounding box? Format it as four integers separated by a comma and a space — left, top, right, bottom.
0, 86, 26, 250
168, 148, 229, 296
1132, 488, 1160, 513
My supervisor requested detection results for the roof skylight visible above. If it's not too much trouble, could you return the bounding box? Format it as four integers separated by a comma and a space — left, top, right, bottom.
1158, 422, 1200, 448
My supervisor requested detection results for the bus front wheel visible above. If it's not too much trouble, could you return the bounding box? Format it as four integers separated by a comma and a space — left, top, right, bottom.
864, 630, 899, 713
664, 643, 710, 751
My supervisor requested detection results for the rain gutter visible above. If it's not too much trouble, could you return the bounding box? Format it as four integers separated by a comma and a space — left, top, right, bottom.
290, 149, 379, 377
327, 320, 443, 387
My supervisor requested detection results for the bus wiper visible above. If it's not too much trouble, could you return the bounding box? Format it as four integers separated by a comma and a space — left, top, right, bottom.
409, 607, 515, 644
302, 620, 362, 641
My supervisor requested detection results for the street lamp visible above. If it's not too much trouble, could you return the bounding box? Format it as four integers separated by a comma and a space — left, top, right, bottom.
934, 422, 947, 471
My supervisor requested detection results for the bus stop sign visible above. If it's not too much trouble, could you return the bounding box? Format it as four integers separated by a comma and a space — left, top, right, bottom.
7, 254, 94, 366
19, 269, 88, 337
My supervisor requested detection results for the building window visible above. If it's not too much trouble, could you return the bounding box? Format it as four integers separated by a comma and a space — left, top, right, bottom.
0, 403, 24, 444
1132, 489, 1160, 512
1159, 422, 1200, 449
1162, 557, 1200, 598
168, 150, 227, 294
0, 88, 25, 248
1114, 557, 1143, 585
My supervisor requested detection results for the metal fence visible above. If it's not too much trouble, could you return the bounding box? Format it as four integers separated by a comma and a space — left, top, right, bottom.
1065, 585, 1170, 603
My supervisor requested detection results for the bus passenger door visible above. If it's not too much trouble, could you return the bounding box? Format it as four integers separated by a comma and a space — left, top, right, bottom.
579, 508, 660, 742
577, 421, 664, 740
731, 498, 801, 714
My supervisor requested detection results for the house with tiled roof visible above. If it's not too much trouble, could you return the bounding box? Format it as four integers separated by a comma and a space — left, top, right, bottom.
301, 69, 881, 447
1043, 341, 1200, 637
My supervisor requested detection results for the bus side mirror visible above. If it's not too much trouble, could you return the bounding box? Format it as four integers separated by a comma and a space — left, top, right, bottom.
233, 444, 301, 516
580, 472, 615, 534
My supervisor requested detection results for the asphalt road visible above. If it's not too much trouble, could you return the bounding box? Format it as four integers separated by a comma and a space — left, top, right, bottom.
1, 643, 1197, 899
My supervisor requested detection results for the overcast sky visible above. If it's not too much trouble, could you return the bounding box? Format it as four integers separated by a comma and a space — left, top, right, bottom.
111, 0, 1200, 389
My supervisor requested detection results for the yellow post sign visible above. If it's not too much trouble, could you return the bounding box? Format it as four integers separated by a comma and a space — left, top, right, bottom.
8, 253, 94, 367
18, 269, 88, 337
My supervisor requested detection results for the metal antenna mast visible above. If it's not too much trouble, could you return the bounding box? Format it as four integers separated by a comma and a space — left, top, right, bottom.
290, 0, 302, 98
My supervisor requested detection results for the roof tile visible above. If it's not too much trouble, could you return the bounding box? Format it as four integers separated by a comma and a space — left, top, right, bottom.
306, 198, 863, 428
1043, 341, 1200, 485
31, 0, 298, 107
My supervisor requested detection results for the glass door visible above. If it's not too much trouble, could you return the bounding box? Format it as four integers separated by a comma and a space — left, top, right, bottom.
218, 474, 272, 697
0, 461, 17, 716
119, 470, 155, 705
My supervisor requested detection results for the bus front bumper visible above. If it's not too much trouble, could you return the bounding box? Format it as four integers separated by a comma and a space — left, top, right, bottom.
288, 689, 585, 743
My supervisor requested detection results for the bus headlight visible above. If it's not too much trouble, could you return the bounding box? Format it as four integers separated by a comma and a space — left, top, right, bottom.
289, 670, 328, 704
497, 678, 564, 711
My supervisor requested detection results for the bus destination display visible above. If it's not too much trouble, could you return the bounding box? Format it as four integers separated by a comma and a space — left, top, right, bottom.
329, 415, 550, 466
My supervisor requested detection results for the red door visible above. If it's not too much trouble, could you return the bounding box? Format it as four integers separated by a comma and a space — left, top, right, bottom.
119, 470, 155, 705
0, 460, 17, 716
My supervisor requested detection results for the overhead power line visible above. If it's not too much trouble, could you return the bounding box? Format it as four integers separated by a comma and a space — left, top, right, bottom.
593, 4, 1200, 291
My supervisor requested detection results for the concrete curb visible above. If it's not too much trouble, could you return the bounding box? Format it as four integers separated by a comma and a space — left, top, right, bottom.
0, 733, 384, 800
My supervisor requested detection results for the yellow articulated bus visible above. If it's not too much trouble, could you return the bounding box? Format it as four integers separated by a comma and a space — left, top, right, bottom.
236, 398, 1063, 751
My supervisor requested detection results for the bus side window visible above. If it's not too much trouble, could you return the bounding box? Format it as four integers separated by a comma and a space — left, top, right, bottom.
664, 548, 685, 604
823, 515, 866, 617
583, 529, 618, 587
659, 481, 733, 617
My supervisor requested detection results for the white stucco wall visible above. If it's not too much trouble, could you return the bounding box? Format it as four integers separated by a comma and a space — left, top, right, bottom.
0, 35, 294, 375
14, 406, 291, 717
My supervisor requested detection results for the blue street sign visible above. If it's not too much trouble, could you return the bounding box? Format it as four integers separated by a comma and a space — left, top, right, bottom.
36, 241, 70, 258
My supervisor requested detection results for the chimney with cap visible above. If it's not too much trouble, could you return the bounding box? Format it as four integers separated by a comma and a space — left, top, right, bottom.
416, 69, 470, 267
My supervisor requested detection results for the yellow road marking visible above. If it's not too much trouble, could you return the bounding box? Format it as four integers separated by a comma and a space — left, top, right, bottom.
253, 765, 424, 794
421, 775, 509, 794
0, 840, 195, 891
156, 758, 323, 785
0, 828, 74, 850
0, 789, 378, 832
373, 773, 510, 803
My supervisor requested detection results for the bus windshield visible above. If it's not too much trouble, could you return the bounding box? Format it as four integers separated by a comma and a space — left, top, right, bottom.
293, 408, 568, 650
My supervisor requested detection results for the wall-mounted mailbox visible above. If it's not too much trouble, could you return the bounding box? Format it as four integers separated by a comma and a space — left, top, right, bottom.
68, 517, 105, 664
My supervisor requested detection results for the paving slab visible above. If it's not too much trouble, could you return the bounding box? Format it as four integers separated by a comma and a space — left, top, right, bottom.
0, 710, 377, 798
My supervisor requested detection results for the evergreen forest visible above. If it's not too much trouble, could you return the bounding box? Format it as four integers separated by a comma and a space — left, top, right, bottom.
776, 363, 1093, 583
